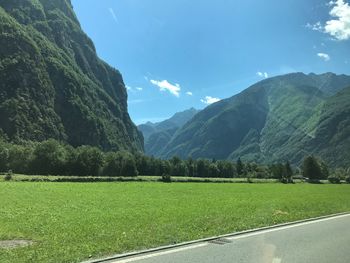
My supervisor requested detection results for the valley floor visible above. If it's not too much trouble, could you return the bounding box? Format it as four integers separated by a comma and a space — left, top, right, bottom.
0, 182, 349, 263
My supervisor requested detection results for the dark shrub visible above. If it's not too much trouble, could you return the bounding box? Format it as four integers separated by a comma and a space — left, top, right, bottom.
162, 173, 172, 183
345, 176, 350, 184
328, 174, 341, 184
4, 170, 12, 181
302, 156, 323, 181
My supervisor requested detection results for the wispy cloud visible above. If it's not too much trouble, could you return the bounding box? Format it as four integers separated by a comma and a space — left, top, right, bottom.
201, 96, 221, 105
186, 91, 193, 96
317, 52, 331, 61
257, 71, 269, 78
108, 8, 119, 24
150, 79, 181, 97
306, 21, 323, 31
307, 0, 350, 40
126, 85, 143, 92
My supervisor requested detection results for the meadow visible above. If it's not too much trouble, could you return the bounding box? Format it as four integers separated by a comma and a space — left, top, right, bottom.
0, 181, 349, 263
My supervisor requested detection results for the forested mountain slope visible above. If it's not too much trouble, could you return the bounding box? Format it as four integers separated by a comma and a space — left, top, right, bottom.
0, 0, 143, 151
160, 73, 350, 167
138, 108, 200, 156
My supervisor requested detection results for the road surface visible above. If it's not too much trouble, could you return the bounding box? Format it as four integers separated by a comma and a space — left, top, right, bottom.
107, 214, 350, 263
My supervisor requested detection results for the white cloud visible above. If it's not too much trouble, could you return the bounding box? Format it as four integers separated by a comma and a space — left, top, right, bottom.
317, 52, 331, 61
307, 0, 350, 40
186, 91, 193, 96
306, 21, 323, 31
201, 96, 221, 105
126, 85, 143, 92
108, 8, 119, 23
325, 0, 350, 40
150, 79, 181, 97
257, 71, 269, 78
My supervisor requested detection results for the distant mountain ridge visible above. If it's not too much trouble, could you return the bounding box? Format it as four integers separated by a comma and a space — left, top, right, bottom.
0, 0, 143, 151
158, 73, 350, 167
138, 108, 200, 156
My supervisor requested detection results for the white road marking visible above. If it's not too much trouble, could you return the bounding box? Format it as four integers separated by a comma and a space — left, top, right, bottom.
229, 213, 350, 240
111, 243, 207, 263
111, 214, 349, 262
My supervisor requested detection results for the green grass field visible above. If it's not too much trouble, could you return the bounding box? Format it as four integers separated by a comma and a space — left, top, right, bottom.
0, 182, 349, 263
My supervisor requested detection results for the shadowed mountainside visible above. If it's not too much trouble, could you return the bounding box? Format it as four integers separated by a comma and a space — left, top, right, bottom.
138, 108, 200, 156
0, 0, 143, 151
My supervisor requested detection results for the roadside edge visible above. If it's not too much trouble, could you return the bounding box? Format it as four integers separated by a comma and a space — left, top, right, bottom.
82, 212, 350, 263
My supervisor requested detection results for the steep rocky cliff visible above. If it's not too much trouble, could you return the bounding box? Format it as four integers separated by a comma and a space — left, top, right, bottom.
0, 0, 143, 151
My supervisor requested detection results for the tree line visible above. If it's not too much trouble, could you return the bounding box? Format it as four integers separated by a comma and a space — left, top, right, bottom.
0, 139, 349, 183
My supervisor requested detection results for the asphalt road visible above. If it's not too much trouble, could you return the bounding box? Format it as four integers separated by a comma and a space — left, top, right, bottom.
109, 214, 350, 263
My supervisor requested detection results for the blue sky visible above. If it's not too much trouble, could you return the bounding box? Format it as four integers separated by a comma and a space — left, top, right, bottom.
71, 0, 350, 124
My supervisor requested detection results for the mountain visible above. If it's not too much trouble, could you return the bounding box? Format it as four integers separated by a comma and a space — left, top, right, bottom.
159, 73, 350, 167
138, 108, 200, 156
305, 85, 350, 167
0, 0, 143, 151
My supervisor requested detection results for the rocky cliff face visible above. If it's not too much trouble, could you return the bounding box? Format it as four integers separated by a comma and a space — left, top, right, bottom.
0, 0, 143, 151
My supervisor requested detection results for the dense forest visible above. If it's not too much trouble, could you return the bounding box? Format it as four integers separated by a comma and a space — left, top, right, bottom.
1, 139, 349, 184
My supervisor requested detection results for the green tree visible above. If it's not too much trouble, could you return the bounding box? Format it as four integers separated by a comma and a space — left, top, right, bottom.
269, 163, 284, 180
121, 154, 138, 177
302, 156, 323, 181
197, 159, 210, 177
170, 156, 182, 166
283, 161, 293, 183
171, 160, 189, 177
8, 144, 33, 174
217, 161, 235, 178
102, 152, 122, 177
208, 163, 220, 178
0, 142, 9, 172
158, 160, 171, 176
135, 154, 150, 175
75, 146, 103, 176
63, 144, 78, 175
236, 158, 244, 176
255, 165, 269, 179
186, 158, 196, 177
30, 140, 67, 175
319, 160, 330, 179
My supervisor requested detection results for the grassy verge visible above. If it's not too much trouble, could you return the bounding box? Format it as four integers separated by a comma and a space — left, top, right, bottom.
0, 182, 349, 263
